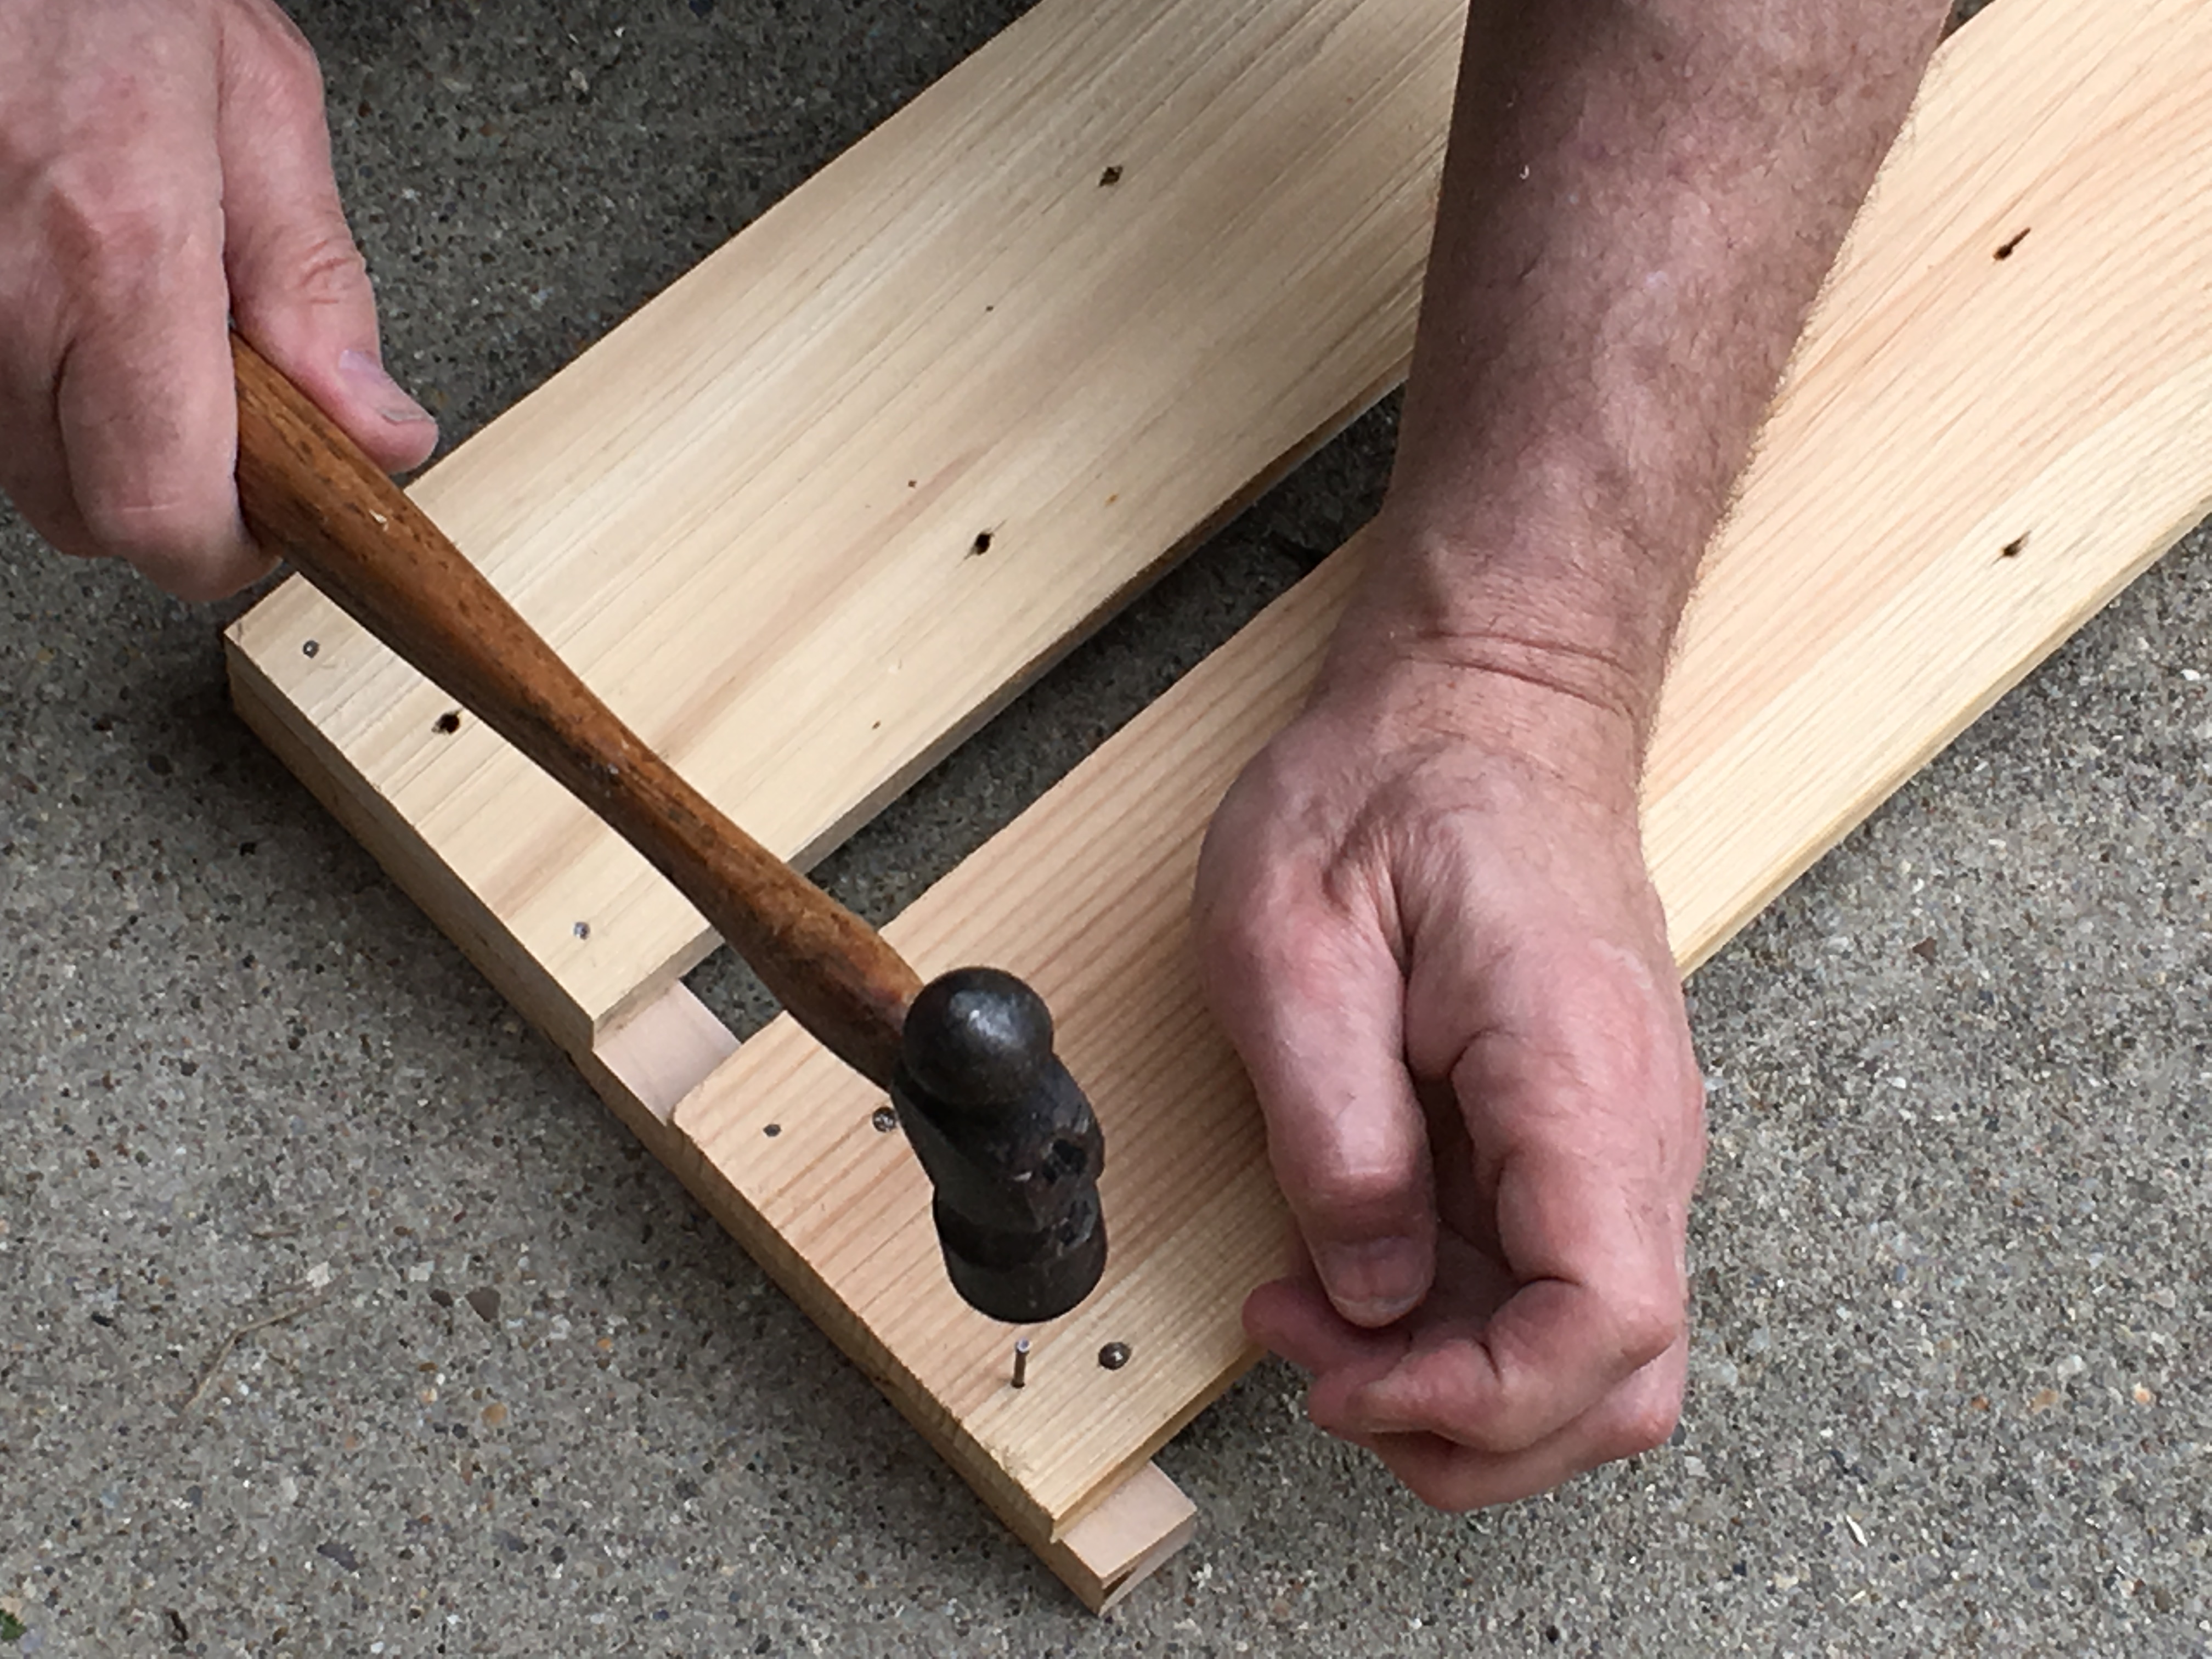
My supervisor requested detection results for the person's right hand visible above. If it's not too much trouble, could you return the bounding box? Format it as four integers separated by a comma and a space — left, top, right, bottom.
0, 0, 437, 601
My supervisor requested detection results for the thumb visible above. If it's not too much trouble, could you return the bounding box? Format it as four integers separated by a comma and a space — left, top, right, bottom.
214, 6, 436, 473
1196, 836, 1436, 1327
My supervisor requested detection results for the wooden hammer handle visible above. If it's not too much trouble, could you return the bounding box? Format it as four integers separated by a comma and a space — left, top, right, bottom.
232, 333, 922, 1086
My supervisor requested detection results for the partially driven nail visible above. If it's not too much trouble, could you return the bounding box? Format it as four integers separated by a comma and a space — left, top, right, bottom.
1313, 1237, 1426, 1326
340, 349, 435, 426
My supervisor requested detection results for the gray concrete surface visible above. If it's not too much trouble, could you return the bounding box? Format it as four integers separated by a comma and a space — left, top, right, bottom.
3, 2, 2207, 1653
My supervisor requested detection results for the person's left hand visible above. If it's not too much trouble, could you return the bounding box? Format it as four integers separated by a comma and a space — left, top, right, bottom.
1192, 642, 1706, 1508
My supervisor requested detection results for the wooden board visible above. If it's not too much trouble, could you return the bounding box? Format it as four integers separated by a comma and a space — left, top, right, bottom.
228, 0, 1459, 1059
663, 0, 2212, 1553
225, 0, 2212, 1610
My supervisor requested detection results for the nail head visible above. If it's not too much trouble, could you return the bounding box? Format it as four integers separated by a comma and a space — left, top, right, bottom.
1098, 1341, 1131, 1370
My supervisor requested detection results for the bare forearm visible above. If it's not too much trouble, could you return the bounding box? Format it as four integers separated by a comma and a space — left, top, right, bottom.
1200, 0, 1953, 1510
1340, 0, 1949, 742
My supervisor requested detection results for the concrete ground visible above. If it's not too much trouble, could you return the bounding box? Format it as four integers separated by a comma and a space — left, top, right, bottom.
2, 1, 2206, 1652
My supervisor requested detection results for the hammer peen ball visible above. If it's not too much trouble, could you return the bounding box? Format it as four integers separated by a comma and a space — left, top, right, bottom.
902, 966, 1056, 1110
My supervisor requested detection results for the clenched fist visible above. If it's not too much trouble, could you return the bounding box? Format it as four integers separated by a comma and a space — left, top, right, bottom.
1195, 628, 1706, 1509
0, 0, 435, 600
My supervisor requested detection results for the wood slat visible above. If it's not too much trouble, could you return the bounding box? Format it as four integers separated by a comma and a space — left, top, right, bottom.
228, 0, 1459, 1056
670, 0, 2212, 1540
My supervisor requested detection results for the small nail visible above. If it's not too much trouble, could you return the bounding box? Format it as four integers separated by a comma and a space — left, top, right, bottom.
1313, 1237, 1426, 1325
340, 348, 435, 426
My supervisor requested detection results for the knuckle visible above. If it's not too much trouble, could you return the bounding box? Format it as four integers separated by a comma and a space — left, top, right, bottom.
239, 5, 328, 109
1607, 1387, 1683, 1460
1613, 1290, 1685, 1369
46, 184, 192, 288
78, 489, 224, 572
1192, 880, 1307, 1002
1193, 898, 1273, 982
1289, 1159, 1414, 1228
285, 230, 369, 306
1216, 891, 1348, 993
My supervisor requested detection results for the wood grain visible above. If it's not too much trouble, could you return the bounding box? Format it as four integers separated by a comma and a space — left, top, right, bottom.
670, 0, 2212, 1538
228, 0, 1458, 1053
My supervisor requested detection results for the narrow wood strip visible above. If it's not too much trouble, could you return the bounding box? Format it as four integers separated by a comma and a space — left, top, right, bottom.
1043, 1464, 1201, 1613
592, 985, 741, 1128
228, 0, 1458, 1043
674, 0, 2212, 1536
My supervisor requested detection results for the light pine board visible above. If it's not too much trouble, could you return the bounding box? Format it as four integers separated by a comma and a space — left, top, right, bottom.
228, 0, 1460, 1059
664, 0, 2212, 1547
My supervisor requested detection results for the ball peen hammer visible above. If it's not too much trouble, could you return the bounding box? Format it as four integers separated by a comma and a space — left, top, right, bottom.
230, 334, 1106, 1325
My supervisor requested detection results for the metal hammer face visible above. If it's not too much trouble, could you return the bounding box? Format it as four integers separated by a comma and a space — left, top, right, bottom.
890, 968, 1107, 1324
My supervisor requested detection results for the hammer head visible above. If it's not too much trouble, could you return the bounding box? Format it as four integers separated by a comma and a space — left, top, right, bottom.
890, 967, 1107, 1324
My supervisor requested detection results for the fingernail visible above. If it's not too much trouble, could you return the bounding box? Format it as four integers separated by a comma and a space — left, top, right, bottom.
1339, 1389, 1421, 1439
340, 349, 435, 426
1314, 1237, 1425, 1325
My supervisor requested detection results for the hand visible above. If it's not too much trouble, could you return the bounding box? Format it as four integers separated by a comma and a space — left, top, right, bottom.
0, 0, 437, 601
1192, 641, 1706, 1509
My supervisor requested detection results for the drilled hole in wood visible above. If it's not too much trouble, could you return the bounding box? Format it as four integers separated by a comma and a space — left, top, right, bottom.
2001, 533, 2028, 558
1994, 227, 2030, 259
433, 711, 461, 735
969, 530, 994, 557
1099, 164, 1124, 187
763, 1122, 782, 1138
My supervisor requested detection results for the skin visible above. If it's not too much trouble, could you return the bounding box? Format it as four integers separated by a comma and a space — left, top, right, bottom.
0, 0, 435, 602
1194, 0, 1951, 1506
1, 0, 1947, 1509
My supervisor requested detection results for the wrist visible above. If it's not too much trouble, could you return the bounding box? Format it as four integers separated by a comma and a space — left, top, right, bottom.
1319, 512, 1681, 778
1305, 631, 1648, 823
